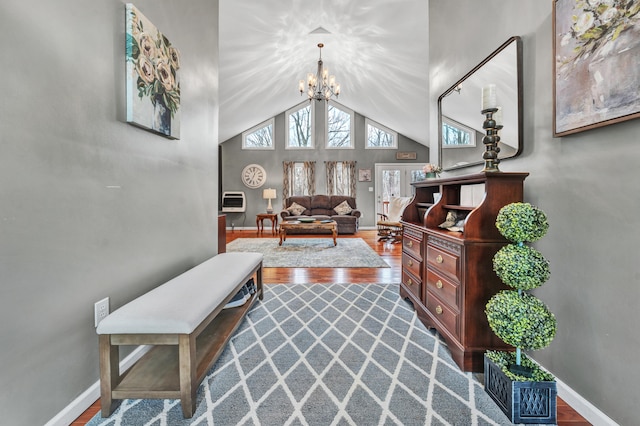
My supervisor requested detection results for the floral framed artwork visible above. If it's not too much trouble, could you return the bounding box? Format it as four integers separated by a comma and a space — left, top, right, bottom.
358, 169, 372, 182
126, 4, 180, 139
553, 0, 640, 137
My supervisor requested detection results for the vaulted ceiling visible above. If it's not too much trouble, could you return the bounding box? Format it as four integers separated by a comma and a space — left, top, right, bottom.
218, 0, 430, 145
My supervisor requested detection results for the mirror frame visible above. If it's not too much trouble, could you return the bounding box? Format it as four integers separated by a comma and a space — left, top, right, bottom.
438, 36, 523, 171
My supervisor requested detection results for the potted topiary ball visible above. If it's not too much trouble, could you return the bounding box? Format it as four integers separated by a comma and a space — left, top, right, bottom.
484, 202, 558, 424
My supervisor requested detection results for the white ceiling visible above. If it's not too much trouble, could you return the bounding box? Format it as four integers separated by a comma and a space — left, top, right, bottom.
218, 0, 430, 145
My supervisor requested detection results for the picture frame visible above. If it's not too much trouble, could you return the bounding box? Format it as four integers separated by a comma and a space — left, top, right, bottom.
396, 151, 417, 160
358, 169, 372, 182
553, 0, 640, 137
126, 4, 181, 139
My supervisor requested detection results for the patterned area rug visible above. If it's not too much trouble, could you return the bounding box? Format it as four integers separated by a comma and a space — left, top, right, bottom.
226, 238, 390, 268
87, 284, 510, 425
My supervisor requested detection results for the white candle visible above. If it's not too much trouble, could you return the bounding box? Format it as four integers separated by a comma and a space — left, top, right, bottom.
494, 107, 503, 126
482, 84, 498, 110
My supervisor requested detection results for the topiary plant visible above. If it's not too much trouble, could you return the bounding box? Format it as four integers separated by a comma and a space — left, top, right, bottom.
493, 244, 550, 291
495, 202, 549, 243
486, 202, 556, 380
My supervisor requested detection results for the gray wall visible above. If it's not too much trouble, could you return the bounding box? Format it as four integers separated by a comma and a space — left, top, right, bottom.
221, 103, 429, 228
0, 1, 219, 424
430, 1, 638, 424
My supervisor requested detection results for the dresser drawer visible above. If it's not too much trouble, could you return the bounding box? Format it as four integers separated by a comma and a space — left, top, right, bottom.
426, 244, 460, 280
426, 290, 459, 339
426, 268, 459, 309
403, 236, 422, 260
402, 253, 422, 278
402, 270, 422, 300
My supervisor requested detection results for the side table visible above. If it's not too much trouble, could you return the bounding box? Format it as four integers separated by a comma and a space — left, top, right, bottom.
256, 213, 278, 235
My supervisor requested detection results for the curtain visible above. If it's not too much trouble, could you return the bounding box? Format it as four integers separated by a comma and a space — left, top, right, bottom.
326, 161, 336, 195
325, 161, 356, 197
283, 161, 316, 200
282, 161, 294, 206
348, 161, 356, 197
303, 161, 316, 196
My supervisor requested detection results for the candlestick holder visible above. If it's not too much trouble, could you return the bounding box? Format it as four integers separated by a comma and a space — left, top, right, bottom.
480, 108, 503, 172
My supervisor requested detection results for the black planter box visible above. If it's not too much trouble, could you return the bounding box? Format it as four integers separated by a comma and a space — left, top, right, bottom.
484, 355, 557, 424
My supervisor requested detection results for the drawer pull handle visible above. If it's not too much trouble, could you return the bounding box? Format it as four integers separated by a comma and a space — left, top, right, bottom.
407, 278, 413, 286
435, 305, 443, 315
408, 240, 413, 248
436, 280, 443, 289
436, 255, 443, 264
408, 259, 413, 267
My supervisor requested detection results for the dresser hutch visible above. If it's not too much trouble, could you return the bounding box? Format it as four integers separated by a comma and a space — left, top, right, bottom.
400, 171, 528, 372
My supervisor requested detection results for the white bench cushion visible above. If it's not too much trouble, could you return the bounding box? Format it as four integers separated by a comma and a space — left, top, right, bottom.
96, 252, 262, 335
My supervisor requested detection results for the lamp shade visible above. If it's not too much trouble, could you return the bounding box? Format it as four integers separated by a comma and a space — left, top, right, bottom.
263, 188, 276, 199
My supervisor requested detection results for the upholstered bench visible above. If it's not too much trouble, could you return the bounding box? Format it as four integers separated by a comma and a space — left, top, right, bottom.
96, 252, 263, 418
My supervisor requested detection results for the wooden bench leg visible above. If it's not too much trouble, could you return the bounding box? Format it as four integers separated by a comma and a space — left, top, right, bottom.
99, 335, 119, 417
179, 334, 197, 418
257, 263, 264, 300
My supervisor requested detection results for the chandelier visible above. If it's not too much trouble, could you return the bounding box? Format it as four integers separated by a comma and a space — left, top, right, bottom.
298, 43, 341, 102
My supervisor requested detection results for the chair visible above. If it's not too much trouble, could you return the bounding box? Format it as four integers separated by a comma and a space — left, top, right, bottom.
377, 196, 413, 242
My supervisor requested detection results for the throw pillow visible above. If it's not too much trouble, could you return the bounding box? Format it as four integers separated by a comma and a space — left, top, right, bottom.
333, 200, 353, 215
286, 201, 306, 216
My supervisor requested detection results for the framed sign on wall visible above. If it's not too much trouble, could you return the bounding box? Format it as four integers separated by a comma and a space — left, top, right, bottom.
396, 151, 417, 160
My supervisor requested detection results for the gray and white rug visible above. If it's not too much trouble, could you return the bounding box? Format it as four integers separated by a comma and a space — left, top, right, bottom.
226, 238, 390, 268
87, 283, 510, 425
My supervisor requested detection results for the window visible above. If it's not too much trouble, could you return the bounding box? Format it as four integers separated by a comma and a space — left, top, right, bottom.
442, 117, 476, 148
283, 161, 316, 197
327, 102, 354, 149
286, 103, 314, 149
242, 118, 274, 149
366, 118, 397, 149
326, 161, 356, 196
374, 163, 423, 214
411, 169, 428, 182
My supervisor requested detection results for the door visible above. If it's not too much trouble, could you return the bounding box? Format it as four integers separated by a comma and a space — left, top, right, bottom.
374, 163, 425, 215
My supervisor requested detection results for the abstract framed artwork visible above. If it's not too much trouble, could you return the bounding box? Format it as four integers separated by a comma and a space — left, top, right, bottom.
126, 4, 180, 139
553, 0, 640, 137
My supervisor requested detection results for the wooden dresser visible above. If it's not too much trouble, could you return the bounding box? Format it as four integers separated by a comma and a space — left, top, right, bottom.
400, 172, 528, 372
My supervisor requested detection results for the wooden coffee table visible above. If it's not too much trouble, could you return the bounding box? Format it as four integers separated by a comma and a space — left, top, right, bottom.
279, 220, 338, 246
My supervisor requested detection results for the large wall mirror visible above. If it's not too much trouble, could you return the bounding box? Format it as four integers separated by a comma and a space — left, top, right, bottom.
438, 36, 523, 171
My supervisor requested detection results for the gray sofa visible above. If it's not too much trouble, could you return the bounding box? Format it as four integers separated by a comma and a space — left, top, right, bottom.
280, 195, 360, 234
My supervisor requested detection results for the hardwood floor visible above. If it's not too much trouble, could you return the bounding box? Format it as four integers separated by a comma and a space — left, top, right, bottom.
73, 230, 590, 425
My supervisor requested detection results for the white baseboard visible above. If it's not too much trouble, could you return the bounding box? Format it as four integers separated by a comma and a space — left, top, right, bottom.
556, 376, 619, 426
45, 345, 150, 426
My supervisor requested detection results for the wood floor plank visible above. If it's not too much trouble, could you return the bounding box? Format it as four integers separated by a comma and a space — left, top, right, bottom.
73, 230, 589, 425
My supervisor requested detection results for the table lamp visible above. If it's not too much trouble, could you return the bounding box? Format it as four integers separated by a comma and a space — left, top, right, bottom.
263, 188, 276, 213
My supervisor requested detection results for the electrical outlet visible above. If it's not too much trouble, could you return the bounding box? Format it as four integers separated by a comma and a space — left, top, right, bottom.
94, 297, 109, 327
